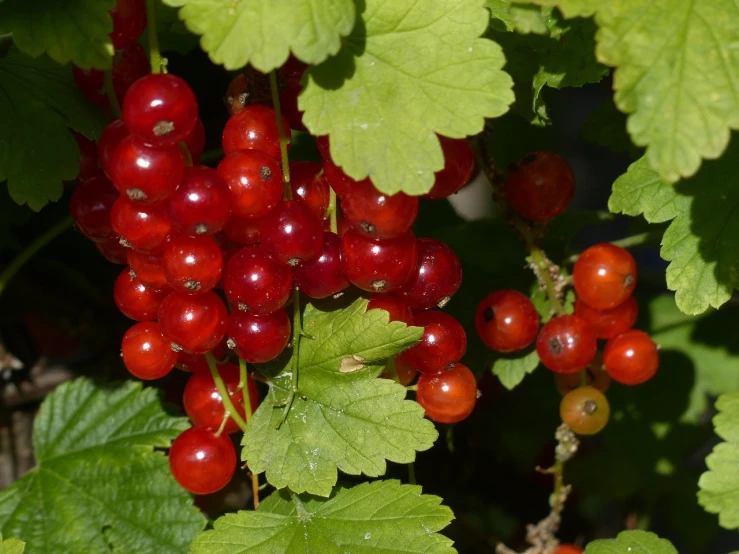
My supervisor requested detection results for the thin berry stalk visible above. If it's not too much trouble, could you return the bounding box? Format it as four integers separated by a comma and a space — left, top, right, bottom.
205, 352, 248, 433
103, 69, 122, 118
269, 70, 292, 199
145, 0, 165, 74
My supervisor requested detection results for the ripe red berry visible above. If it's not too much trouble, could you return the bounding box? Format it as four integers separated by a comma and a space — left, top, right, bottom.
260, 200, 324, 266
397, 239, 462, 311
109, 0, 147, 49
560, 386, 610, 435
183, 118, 206, 164
475, 290, 540, 352
123, 74, 198, 147
217, 150, 283, 219
223, 246, 293, 313
224, 73, 249, 115
574, 296, 638, 339
293, 232, 349, 299
220, 215, 261, 245
554, 546, 584, 554
128, 245, 169, 290
169, 427, 236, 495
603, 329, 659, 385
111, 196, 172, 252
95, 235, 129, 264
536, 315, 597, 374
555, 366, 610, 396
416, 363, 477, 424
74, 133, 101, 181
340, 228, 418, 293
167, 166, 232, 236
70, 176, 119, 241
163, 235, 223, 294
110, 135, 184, 203
73, 43, 149, 108
315, 135, 331, 160
99, 119, 130, 179
382, 356, 418, 386
340, 180, 419, 240
367, 295, 414, 327
504, 151, 575, 221
114, 267, 170, 321
227, 309, 291, 363
321, 157, 356, 197
158, 291, 228, 354
400, 311, 466, 374
175, 341, 228, 373
573, 243, 637, 310
424, 137, 476, 200
121, 321, 177, 379
222, 104, 290, 160
290, 161, 330, 220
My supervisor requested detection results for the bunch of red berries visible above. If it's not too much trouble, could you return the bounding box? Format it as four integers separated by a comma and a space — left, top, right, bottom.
475, 152, 659, 436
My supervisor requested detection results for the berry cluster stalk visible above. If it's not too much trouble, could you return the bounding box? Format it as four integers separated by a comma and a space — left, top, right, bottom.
269, 71, 292, 199
145, 0, 165, 74
205, 352, 248, 433
237, 357, 260, 508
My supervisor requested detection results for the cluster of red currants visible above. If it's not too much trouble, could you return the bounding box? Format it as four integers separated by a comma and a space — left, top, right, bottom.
475, 152, 659, 436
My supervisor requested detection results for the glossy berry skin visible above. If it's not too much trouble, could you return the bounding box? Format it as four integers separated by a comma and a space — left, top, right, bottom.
340, 228, 418, 293
397, 239, 462, 311
217, 150, 283, 219
560, 386, 610, 436
221, 215, 261, 245
574, 296, 638, 339
603, 330, 659, 385
73, 43, 149, 108
121, 322, 177, 380
554, 546, 584, 554
96, 235, 129, 264
294, 232, 349, 299
128, 245, 169, 290
340, 180, 419, 240
555, 365, 610, 396
169, 427, 236, 495
400, 311, 467, 374
113, 267, 170, 321
367, 295, 414, 327
222, 105, 290, 160
260, 200, 324, 266
416, 363, 477, 424
70, 176, 119, 240
424, 137, 476, 199
227, 309, 291, 363
111, 196, 172, 252
163, 235, 223, 294
223, 246, 293, 313
98, 119, 129, 179
573, 243, 637, 310
109, 0, 146, 49
225, 73, 249, 115
321, 158, 356, 197
290, 161, 330, 220
183, 364, 257, 435
504, 151, 575, 221
175, 341, 228, 372
382, 356, 418, 386
123, 74, 198, 147
110, 135, 184, 203
74, 133, 101, 181
158, 291, 228, 354
536, 315, 597, 374
167, 166, 232, 236
474, 290, 539, 352
184, 119, 206, 164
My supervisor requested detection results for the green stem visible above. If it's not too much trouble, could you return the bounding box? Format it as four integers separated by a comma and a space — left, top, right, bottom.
145, 0, 165, 74
328, 187, 338, 233
103, 70, 122, 118
530, 243, 564, 316
239, 357, 253, 425
269, 71, 292, 199
0, 216, 73, 298
206, 352, 248, 433
277, 288, 302, 429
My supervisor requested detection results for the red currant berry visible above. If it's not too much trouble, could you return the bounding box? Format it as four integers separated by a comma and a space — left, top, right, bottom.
279, 55, 308, 79
340, 228, 418, 293
574, 296, 638, 339
169, 427, 236, 495
110, 135, 184, 203
222, 105, 290, 160
260, 200, 324, 266
366, 295, 414, 327
95, 235, 129, 264
555, 365, 610, 396
416, 363, 477, 424
321, 157, 356, 197
74, 133, 101, 181
175, 341, 228, 372
400, 311, 466, 374
184, 118, 206, 164
603, 329, 658, 385
163, 235, 223, 294
397, 239, 462, 311
224, 73, 248, 115
223, 246, 293, 313
424, 137, 476, 199
340, 180, 418, 240
227, 309, 291, 363
121, 321, 177, 379
72, 66, 107, 108
315, 135, 330, 160
167, 166, 232, 236
475, 290, 540, 352
573, 243, 637, 310
536, 315, 596, 374
75, 43, 149, 108
128, 244, 169, 290
504, 151, 575, 221
114, 267, 170, 321
158, 291, 228, 354
293, 232, 349, 299
560, 386, 610, 435
99, 119, 129, 179
109, 0, 146, 49
70, 176, 119, 241
290, 161, 330, 220
217, 150, 283, 219
220, 215, 261, 245
554, 546, 584, 554
382, 356, 418, 386
123, 74, 198, 147
111, 196, 172, 252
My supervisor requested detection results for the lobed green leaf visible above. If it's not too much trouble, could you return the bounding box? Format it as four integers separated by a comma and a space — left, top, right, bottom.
584, 530, 678, 554
0, 534, 24, 554
491, 348, 540, 390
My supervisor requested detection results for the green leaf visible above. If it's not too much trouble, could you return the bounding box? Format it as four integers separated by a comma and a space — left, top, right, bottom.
161, 0, 355, 72
486, 1, 549, 35
244, 298, 434, 497
300, 0, 514, 195
0, 51, 107, 210
595, 0, 739, 183
0, 534, 24, 554
512, 0, 598, 18
584, 530, 678, 554
491, 348, 539, 390
581, 98, 641, 157
0, 378, 206, 554
0, 0, 114, 69
190, 480, 456, 553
